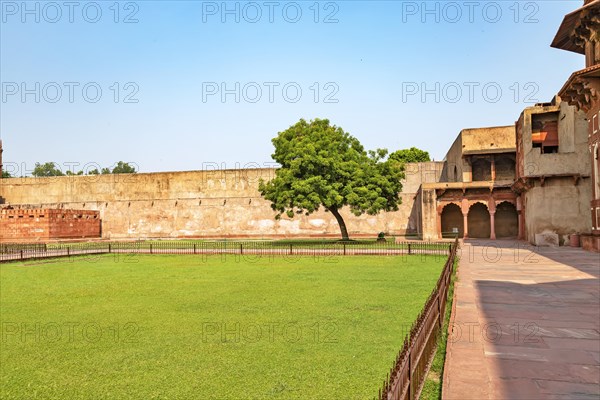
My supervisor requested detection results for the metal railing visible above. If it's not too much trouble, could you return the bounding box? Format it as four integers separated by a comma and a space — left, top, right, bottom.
378, 238, 458, 400
0, 243, 47, 254
0, 240, 454, 262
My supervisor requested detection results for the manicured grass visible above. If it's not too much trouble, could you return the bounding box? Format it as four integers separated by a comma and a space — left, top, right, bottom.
1, 254, 445, 399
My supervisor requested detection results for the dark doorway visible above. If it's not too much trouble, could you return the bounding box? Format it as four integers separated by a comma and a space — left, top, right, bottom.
472, 159, 492, 181
441, 203, 463, 238
495, 157, 516, 181
468, 203, 490, 238
495, 202, 518, 238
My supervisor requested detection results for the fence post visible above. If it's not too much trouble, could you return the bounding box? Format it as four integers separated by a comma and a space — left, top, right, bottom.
150, 244, 153, 255
194, 244, 197, 254
240, 243, 243, 255
289, 244, 293, 255
108, 243, 112, 253
408, 243, 412, 255
449, 244, 452, 254
437, 293, 443, 328
67, 248, 70, 258
20, 250, 23, 261
408, 348, 413, 400
343, 243, 346, 256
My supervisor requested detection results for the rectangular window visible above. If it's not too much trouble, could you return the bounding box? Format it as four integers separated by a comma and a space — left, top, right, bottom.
531, 112, 559, 154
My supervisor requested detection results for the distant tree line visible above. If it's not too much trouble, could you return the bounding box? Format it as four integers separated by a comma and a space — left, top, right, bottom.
1, 162, 137, 178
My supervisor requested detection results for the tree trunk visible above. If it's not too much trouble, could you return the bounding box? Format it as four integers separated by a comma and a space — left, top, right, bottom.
329, 207, 350, 241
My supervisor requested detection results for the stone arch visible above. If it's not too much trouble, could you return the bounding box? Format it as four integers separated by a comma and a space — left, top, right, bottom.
472, 158, 492, 181
495, 201, 518, 238
467, 202, 490, 238
441, 203, 463, 238
470, 200, 489, 210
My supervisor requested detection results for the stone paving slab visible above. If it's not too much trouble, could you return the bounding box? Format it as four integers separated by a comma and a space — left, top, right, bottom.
442, 241, 600, 400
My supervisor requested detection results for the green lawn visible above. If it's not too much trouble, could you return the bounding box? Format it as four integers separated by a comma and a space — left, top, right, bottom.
1, 254, 444, 399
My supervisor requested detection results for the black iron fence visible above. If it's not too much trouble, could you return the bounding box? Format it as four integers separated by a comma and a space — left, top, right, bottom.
378, 238, 458, 400
0, 240, 454, 262
0, 243, 47, 254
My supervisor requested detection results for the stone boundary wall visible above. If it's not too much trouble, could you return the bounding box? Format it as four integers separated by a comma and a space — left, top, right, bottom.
0, 209, 100, 241
0, 163, 443, 239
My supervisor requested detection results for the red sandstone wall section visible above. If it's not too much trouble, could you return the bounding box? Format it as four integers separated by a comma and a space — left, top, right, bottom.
0, 209, 100, 241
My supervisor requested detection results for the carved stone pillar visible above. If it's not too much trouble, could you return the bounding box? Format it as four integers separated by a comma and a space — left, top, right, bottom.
516, 196, 525, 240
461, 199, 470, 239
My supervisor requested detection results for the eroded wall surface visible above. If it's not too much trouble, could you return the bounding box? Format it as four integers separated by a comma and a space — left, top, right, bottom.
515, 98, 593, 243
0, 163, 443, 239
523, 178, 592, 244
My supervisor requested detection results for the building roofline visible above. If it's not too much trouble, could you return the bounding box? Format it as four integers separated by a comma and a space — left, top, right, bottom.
558, 64, 600, 97
458, 125, 514, 133
551, 0, 600, 54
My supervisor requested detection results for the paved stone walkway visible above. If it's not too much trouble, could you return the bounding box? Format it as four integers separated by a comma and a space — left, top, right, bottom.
443, 240, 600, 400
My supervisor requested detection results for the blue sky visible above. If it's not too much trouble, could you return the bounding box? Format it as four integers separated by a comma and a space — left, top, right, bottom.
0, 1, 583, 175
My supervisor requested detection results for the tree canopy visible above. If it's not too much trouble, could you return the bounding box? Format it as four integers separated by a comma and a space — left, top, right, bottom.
31, 162, 137, 177
258, 118, 404, 240
32, 162, 65, 177
111, 161, 137, 174
388, 147, 431, 164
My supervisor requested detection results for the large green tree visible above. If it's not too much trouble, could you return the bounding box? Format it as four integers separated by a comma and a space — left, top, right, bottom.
258, 118, 404, 240
388, 147, 430, 164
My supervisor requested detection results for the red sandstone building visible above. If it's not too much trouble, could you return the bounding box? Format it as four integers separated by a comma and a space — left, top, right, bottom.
552, 0, 600, 251
0, 141, 101, 242
0, 209, 101, 242
421, 126, 519, 241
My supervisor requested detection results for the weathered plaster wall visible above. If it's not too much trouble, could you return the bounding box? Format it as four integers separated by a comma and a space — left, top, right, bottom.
441, 134, 464, 182
517, 100, 589, 177
0, 163, 443, 239
441, 126, 515, 183
522, 178, 592, 244
420, 188, 438, 240
515, 97, 593, 242
461, 126, 516, 154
